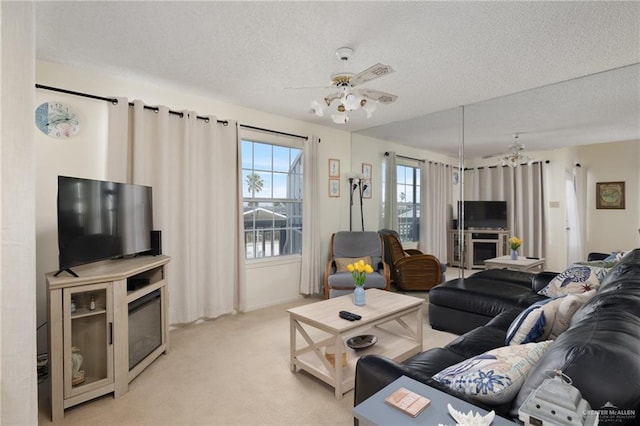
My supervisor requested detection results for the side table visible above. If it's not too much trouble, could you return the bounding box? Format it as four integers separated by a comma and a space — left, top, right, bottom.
353, 375, 519, 426
484, 255, 545, 273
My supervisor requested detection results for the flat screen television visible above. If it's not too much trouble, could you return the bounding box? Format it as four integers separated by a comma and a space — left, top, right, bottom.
57, 176, 153, 275
458, 201, 507, 229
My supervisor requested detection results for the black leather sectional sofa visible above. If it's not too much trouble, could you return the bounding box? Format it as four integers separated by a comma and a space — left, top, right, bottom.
354, 249, 640, 425
428, 268, 553, 335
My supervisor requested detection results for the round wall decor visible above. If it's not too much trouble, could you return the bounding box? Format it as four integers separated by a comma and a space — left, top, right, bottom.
35, 102, 80, 138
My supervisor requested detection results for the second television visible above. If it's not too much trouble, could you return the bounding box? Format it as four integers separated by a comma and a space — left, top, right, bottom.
459, 201, 507, 229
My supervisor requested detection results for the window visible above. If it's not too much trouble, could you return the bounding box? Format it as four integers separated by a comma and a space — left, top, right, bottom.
397, 164, 420, 242
241, 139, 303, 259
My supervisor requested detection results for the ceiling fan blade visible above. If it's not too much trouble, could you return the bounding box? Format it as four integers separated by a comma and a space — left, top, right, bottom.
284, 85, 333, 90
350, 63, 395, 87
482, 152, 503, 159
482, 143, 527, 159
359, 88, 398, 104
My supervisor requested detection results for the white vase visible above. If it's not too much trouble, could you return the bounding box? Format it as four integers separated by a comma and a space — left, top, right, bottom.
511, 249, 519, 260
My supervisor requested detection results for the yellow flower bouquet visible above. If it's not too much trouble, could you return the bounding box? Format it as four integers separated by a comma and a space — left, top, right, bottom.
346, 259, 374, 286
509, 237, 522, 251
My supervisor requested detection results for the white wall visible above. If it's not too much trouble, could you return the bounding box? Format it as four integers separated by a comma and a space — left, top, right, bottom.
579, 139, 640, 253
1, 2, 38, 423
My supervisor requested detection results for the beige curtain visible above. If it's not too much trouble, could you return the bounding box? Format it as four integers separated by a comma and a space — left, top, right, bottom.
299, 136, 322, 295
235, 128, 248, 311
382, 152, 398, 230
516, 163, 544, 257
466, 163, 545, 257
566, 165, 587, 263
419, 161, 453, 260
106, 97, 130, 182
107, 100, 243, 323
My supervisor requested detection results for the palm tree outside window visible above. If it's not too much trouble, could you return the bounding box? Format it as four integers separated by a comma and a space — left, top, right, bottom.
241, 139, 303, 259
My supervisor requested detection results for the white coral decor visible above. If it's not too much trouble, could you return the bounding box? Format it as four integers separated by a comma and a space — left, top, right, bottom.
442, 403, 495, 426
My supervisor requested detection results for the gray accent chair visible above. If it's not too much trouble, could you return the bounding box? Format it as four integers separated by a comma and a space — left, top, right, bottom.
324, 231, 391, 298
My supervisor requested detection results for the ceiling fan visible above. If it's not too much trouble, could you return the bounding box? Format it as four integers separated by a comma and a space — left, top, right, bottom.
484, 133, 533, 167
303, 47, 398, 124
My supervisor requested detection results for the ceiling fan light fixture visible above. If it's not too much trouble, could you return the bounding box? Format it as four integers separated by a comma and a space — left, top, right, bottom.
499, 134, 532, 167
311, 100, 324, 117
343, 93, 359, 110
363, 100, 377, 118
331, 113, 348, 124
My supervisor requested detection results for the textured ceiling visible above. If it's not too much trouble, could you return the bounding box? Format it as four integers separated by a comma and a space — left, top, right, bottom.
35, 1, 640, 158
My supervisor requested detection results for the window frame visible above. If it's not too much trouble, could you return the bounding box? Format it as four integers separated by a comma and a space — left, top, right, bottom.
240, 130, 304, 261
396, 161, 421, 243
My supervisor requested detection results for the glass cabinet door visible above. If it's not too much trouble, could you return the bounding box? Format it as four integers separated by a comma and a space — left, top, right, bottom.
63, 282, 114, 398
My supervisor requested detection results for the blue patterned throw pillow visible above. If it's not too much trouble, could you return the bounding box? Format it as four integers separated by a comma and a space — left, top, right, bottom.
505, 298, 564, 345
537, 264, 609, 297
432, 341, 552, 404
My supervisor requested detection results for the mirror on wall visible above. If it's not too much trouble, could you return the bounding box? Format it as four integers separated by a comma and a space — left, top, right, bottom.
458, 63, 640, 272
355, 63, 639, 274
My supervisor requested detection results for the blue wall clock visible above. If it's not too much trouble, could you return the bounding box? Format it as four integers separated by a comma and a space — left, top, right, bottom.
35, 102, 80, 138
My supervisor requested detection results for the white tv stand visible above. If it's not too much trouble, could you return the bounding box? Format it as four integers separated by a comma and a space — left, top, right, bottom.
448, 229, 509, 269
46, 255, 170, 420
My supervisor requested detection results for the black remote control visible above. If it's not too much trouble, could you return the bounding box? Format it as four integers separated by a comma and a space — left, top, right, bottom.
339, 310, 362, 321
339, 311, 356, 321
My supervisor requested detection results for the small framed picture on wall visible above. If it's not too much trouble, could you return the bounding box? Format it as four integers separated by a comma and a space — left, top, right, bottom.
596, 181, 625, 209
329, 179, 340, 197
329, 158, 340, 178
362, 163, 372, 180
362, 163, 372, 199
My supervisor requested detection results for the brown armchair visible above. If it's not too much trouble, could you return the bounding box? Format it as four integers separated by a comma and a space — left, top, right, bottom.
379, 229, 444, 291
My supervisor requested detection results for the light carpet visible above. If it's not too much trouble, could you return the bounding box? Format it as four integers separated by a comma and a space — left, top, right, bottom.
38, 293, 456, 425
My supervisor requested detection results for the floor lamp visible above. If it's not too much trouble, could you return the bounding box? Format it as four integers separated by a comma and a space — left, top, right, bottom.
348, 177, 359, 231
348, 175, 367, 232
359, 181, 368, 231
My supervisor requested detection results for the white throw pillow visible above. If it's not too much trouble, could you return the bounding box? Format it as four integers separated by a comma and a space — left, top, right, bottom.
432, 341, 552, 404
548, 290, 596, 339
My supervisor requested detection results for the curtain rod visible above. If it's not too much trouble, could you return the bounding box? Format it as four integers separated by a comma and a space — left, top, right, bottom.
35, 84, 228, 125
464, 160, 550, 171
239, 124, 309, 141
384, 152, 425, 163
35, 84, 312, 138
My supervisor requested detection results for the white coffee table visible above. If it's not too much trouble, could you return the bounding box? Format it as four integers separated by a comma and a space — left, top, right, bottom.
288, 289, 424, 399
484, 255, 545, 273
